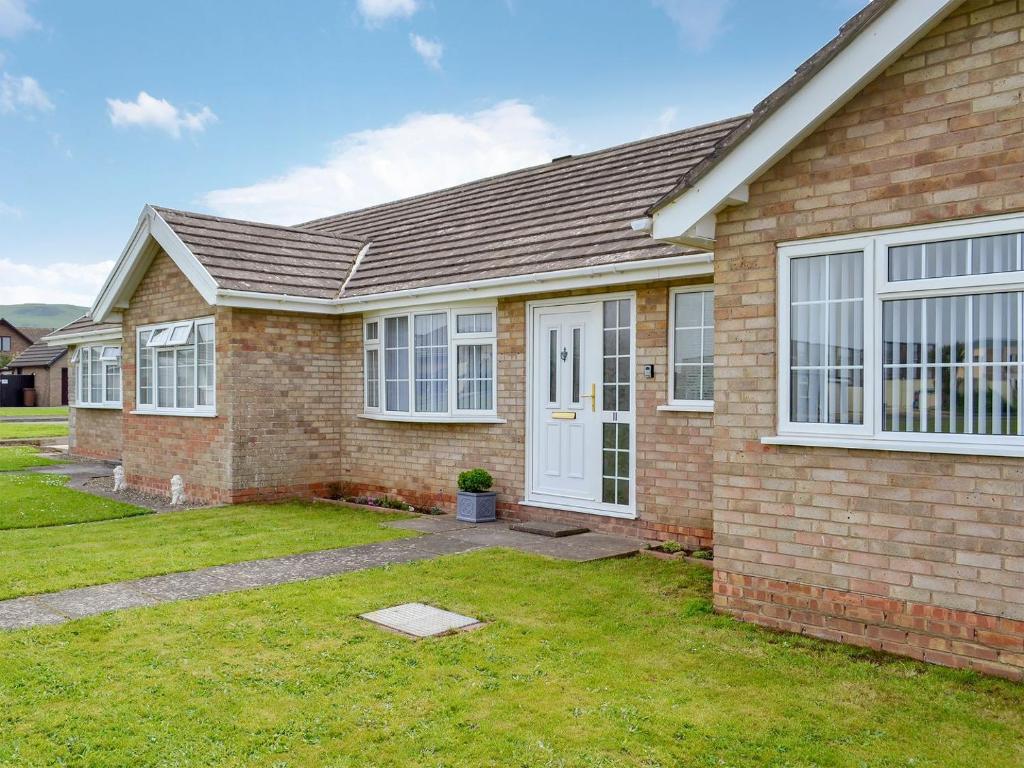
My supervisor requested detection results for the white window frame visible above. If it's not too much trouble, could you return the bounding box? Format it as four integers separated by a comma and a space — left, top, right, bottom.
666, 285, 715, 412
774, 212, 1024, 456
75, 344, 123, 409
134, 316, 216, 417
361, 304, 501, 423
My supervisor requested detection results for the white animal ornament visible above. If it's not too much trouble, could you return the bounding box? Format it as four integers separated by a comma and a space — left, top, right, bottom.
170, 475, 186, 506
112, 466, 126, 493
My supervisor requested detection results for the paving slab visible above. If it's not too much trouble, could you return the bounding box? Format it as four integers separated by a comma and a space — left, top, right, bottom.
129, 571, 236, 602
35, 583, 159, 619
361, 602, 482, 638
0, 596, 67, 628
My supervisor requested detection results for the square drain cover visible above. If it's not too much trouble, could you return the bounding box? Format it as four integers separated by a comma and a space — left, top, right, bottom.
360, 602, 482, 638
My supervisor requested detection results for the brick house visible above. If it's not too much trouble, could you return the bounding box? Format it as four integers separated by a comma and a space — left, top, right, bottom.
46, 0, 1024, 678
6, 342, 69, 407
0, 318, 41, 366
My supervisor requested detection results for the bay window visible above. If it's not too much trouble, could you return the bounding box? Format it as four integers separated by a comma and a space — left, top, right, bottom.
364, 306, 497, 420
136, 317, 215, 415
776, 214, 1024, 453
75, 345, 122, 407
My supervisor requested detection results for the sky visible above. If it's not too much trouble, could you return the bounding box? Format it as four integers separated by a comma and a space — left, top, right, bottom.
0, 0, 867, 308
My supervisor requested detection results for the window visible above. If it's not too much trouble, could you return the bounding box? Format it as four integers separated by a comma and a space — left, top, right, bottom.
76, 345, 122, 407
778, 215, 1024, 452
601, 298, 633, 506
136, 317, 215, 415
364, 307, 497, 419
670, 288, 714, 407
0, 336, 10, 353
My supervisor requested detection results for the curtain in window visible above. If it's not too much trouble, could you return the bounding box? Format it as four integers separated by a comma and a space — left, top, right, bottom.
414, 313, 448, 412
456, 344, 493, 410
384, 316, 409, 412
789, 251, 864, 424
883, 292, 1021, 435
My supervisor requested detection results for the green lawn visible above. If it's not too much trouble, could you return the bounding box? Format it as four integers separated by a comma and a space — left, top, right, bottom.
0, 406, 68, 418
0, 446, 65, 471
0, 502, 416, 600
0, 474, 145, 530
0, 552, 1020, 767
0, 422, 69, 440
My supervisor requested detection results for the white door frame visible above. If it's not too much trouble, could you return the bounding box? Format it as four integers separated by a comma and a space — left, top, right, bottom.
523, 291, 638, 519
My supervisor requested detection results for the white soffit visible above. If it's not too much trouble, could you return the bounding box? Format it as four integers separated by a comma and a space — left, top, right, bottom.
651, 0, 961, 245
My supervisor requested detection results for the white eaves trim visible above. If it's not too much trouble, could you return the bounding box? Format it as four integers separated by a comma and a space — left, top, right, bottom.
42, 327, 123, 346
91, 205, 219, 323
650, 0, 960, 246
216, 252, 714, 315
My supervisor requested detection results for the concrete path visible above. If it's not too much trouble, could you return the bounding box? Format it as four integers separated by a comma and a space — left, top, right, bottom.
0, 514, 641, 630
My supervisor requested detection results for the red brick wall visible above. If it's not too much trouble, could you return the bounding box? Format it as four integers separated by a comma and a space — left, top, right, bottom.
712, 0, 1024, 679
121, 251, 231, 502
339, 279, 715, 546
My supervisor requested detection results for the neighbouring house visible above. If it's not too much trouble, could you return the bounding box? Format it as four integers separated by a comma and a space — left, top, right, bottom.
0, 319, 65, 407
0, 318, 47, 367
6, 342, 70, 407
46, 0, 1024, 679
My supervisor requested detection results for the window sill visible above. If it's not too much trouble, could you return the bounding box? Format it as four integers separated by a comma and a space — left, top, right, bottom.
74, 403, 122, 411
657, 403, 714, 414
130, 409, 218, 418
762, 434, 1024, 458
358, 413, 506, 425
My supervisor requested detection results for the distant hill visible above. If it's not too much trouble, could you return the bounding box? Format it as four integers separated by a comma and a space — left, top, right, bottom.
0, 304, 89, 331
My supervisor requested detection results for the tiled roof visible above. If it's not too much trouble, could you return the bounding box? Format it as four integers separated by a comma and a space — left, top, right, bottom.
45, 314, 122, 341
8, 342, 67, 368
19, 327, 53, 342
300, 115, 746, 296
154, 207, 368, 299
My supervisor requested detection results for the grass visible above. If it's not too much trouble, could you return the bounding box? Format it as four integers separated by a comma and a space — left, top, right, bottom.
0, 474, 146, 530
0, 502, 416, 600
0, 423, 69, 440
0, 446, 65, 471
0, 552, 1020, 767
0, 406, 68, 418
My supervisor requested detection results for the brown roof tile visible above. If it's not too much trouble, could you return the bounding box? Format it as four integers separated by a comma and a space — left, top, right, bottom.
300, 115, 746, 296
8, 342, 67, 368
46, 314, 122, 341
154, 207, 367, 299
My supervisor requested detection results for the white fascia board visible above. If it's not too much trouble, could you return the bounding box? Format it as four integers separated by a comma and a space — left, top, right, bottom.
651, 0, 960, 242
214, 253, 713, 315
90, 205, 219, 322
148, 210, 219, 305
43, 328, 123, 346
334, 252, 713, 313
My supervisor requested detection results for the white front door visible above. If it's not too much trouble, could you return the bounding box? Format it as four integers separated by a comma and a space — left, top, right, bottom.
528, 297, 635, 517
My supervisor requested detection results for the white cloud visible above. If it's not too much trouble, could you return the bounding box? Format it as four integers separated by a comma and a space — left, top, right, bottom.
203, 100, 568, 224
652, 0, 730, 51
357, 0, 418, 24
653, 107, 679, 135
0, 200, 22, 218
0, 72, 52, 113
409, 33, 443, 70
106, 91, 217, 139
0, 0, 38, 38
0, 257, 114, 306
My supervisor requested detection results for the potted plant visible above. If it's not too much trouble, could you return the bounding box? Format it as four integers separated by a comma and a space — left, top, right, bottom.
456, 468, 496, 523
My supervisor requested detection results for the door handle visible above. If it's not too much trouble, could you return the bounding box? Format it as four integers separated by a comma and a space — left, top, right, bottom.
580, 383, 596, 412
